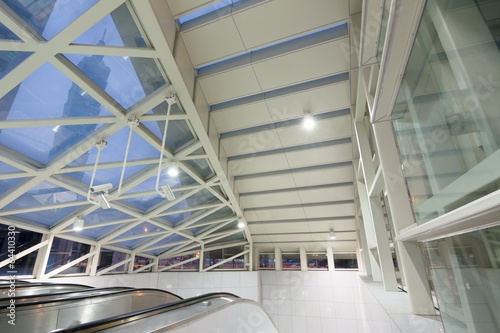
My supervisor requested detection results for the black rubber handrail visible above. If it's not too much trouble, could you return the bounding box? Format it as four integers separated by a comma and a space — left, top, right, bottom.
0, 287, 183, 310
48, 292, 240, 333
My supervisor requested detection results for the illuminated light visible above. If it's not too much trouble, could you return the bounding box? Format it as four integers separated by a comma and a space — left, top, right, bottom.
303, 114, 315, 129
52, 125, 60, 132
73, 218, 84, 231
237, 218, 245, 228
329, 231, 336, 240
167, 162, 179, 177
144, 227, 148, 232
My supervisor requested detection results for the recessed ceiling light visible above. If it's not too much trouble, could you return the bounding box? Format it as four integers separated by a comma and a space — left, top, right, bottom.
303, 114, 315, 129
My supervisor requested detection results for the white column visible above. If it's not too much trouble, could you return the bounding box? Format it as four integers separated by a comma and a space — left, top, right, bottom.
373, 120, 435, 314
253, 247, 260, 271
300, 247, 307, 271
326, 247, 334, 271
274, 248, 282, 271
89, 243, 102, 276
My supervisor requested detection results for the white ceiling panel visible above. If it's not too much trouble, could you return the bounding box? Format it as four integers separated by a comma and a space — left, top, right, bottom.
310, 231, 357, 241
211, 101, 271, 133
262, 222, 311, 234
245, 206, 306, 221
248, 223, 267, 234
285, 143, 353, 169
252, 39, 351, 91
266, 233, 314, 242
240, 191, 302, 208
220, 129, 282, 156
199, 66, 261, 104
265, 82, 351, 122
181, 17, 245, 66
228, 153, 289, 176
303, 202, 356, 219
292, 165, 354, 188
167, 0, 217, 18
297, 185, 355, 204
307, 219, 356, 232
235, 173, 296, 193
277, 115, 352, 148
232, 0, 349, 49
252, 235, 273, 243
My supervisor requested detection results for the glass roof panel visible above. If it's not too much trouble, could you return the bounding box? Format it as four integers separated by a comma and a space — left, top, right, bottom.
114, 237, 149, 248
0, 51, 32, 80
64, 53, 167, 109
114, 222, 163, 240
121, 194, 166, 211
144, 100, 184, 115
73, 224, 118, 239
160, 208, 209, 225
185, 159, 215, 179
4, 0, 99, 40
0, 22, 20, 40
148, 233, 187, 249
126, 168, 197, 194
0, 178, 24, 193
0, 62, 112, 120
143, 120, 196, 151
82, 208, 133, 227
66, 165, 146, 189
74, 3, 148, 48
0, 123, 104, 165
0, 161, 20, 173
13, 206, 80, 226
5, 180, 83, 210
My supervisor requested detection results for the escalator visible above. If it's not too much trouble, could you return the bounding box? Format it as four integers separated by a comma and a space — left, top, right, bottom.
0, 288, 182, 332
0, 282, 277, 333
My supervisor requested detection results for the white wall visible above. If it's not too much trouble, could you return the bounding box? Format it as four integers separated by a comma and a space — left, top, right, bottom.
48, 271, 260, 303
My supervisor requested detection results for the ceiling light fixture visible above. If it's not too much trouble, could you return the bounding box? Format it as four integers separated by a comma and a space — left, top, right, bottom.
237, 217, 245, 229
160, 184, 176, 201
303, 113, 315, 129
167, 162, 179, 177
329, 230, 336, 240
73, 218, 84, 232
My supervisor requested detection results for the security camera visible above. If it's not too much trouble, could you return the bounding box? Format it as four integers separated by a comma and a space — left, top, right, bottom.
90, 183, 113, 193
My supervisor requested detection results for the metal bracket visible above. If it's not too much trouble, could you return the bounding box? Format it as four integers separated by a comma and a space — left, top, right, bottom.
165, 94, 177, 106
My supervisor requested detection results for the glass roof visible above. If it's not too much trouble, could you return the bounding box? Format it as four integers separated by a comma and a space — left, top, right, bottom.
0, 0, 246, 262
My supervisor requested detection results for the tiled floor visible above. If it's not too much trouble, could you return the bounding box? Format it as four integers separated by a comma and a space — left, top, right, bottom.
260, 270, 445, 333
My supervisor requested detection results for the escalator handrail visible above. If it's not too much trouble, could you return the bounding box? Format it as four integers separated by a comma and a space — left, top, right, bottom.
0, 286, 135, 304
0, 282, 91, 290
0, 287, 183, 310
48, 292, 240, 333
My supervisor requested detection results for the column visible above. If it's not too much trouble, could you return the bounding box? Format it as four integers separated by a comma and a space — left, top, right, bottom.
326, 247, 334, 272
300, 247, 307, 271
275, 248, 282, 271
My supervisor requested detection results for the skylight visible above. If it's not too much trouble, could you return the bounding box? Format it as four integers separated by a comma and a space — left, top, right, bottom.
178, 0, 241, 24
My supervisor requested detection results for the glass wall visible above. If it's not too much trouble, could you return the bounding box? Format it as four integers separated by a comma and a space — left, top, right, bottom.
307, 253, 328, 270
97, 248, 127, 273
203, 246, 245, 270
259, 253, 275, 269
282, 253, 300, 269
334, 254, 358, 269
158, 253, 200, 271
0, 226, 42, 276
425, 224, 500, 333
46, 238, 91, 275
392, 0, 500, 224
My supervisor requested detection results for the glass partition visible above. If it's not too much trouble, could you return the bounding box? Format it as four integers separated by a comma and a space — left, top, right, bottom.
334, 253, 358, 269
425, 224, 500, 333
391, 0, 500, 224
259, 253, 275, 269
282, 253, 300, 270
307, 253, 328, 270
0, 226, 42, 276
